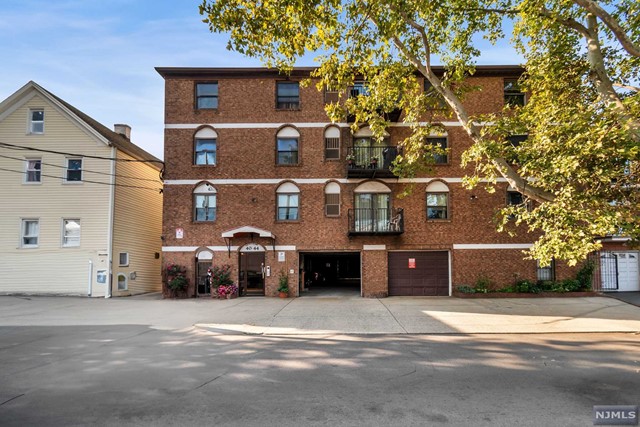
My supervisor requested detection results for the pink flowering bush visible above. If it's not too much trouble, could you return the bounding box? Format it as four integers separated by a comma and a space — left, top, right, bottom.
217, 284, 239, 298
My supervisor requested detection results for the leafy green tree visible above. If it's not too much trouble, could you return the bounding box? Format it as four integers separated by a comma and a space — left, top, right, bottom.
199, 0, 639, 265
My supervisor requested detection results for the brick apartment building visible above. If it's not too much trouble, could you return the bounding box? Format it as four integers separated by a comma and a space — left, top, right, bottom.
156, 66, 580, 298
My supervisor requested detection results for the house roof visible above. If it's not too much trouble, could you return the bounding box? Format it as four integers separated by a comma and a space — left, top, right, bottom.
155, 65, 525, 79
0, 81, 163, 171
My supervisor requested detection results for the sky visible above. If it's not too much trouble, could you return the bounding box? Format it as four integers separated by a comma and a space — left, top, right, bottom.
0, 0, 522, 160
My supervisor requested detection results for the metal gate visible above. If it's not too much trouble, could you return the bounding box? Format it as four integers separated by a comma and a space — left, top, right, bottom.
599, 252, 618, 291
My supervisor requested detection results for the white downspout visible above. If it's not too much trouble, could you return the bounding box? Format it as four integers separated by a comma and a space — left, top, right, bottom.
88, 260, 93, 297
106, 146, 116, 298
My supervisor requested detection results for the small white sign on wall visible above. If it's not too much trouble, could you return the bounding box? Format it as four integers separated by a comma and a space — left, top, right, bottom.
176, 227, 184, 239
278, 251, 285, 262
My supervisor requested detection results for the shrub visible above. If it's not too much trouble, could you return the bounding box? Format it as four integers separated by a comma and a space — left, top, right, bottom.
576, 259, 595, 291
211, 265, 233, 287
515, 279, 541, 293
168, 275, 188, 291
474, 276, 493, 293
456, 285, 476, 294
166, 263, 188, 292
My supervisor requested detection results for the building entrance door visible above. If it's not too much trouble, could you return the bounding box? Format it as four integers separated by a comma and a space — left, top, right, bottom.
240, 251, 265, 296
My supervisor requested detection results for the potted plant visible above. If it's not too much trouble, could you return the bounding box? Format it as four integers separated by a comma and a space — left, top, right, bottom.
346, 153, 355, 167
218, 284, 239, 299
211, 264, 235, 298
277, 270, 289, 298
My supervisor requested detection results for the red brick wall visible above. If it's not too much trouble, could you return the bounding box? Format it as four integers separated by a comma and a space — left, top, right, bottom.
362, 250, 388, 297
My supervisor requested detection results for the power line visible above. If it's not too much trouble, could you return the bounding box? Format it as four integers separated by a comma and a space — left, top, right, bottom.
0, 167, 163, 193
0, 142, 164, 165
0, 153, 163, 184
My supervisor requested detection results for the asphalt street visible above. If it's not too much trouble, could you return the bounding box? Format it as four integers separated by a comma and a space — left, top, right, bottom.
0, 295, 639, 426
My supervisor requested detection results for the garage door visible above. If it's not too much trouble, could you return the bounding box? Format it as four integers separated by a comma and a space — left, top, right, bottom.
617, 252, 640, 292
388, 251, 449, 296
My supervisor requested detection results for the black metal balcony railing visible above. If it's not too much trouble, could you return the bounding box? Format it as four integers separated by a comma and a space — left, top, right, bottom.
346, 145, 398, 178
348, 208, 404, 235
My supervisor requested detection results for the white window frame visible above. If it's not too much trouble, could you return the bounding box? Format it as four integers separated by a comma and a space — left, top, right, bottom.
24, 158, 42, 183
29, 109, 44, 134
119, 252, 129, 267
65, 158, 83, 183
62, 219, 81, 247
21, 219, 39, 248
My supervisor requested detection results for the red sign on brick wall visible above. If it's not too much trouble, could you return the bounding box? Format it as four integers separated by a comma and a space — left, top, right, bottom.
408, 258, 416, 269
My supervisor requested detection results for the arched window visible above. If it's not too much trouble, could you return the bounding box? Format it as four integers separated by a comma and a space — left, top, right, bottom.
117, 273, 127, 291
324, 182, 341, 216
276, 182, 300, 221
426, 181, 449, 220
193, 182, 217, 222
194, 128, 218, 165
324, 126, 340, 160
276, 127, 300, 165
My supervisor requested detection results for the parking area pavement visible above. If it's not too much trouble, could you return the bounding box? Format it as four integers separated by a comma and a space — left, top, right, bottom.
0, 294, 639, 335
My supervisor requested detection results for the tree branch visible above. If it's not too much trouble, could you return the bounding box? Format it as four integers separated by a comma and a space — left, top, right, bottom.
614, 83, 640, 92
573, 0, 640, 57
378, 9, 556, 203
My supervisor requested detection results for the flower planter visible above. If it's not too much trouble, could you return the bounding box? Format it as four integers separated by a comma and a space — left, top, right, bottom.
278, 292, 288, 298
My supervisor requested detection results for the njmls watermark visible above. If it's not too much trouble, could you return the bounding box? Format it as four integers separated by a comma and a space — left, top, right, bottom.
593, 406, 638, 425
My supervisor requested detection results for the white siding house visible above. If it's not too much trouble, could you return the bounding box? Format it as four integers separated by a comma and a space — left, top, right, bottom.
0, 81, 163, 296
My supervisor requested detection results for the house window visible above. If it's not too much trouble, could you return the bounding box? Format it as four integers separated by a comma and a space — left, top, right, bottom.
324, 127, 340, 160
117, 273, 128, 291
350, 81, 368, 97
426, 181, 450, 220
507, 134, 528, 147
194, 194, 217, 221
277, 194, 299, 220
537, 260, 555, 282
119, 252, 129, 267
506, 189, 530, 219
424, 80, 447, 109
25, 159, 41, 183
65, 158, 82, 182
427, 193, 449, 219
426, 137, 448, 164
196, 82, 218, 109
29, 109, 44, 134
276, 127, 300, 165
507, 190, 524, 207
276, 182, 300, 221
21, 219, 39, 248
324, 86, 339, 104
504, 79, 525, 107
324, 182, 341, 216
195, 139, 216, 165
62, 219, 81, 247
276, 82, 300, 109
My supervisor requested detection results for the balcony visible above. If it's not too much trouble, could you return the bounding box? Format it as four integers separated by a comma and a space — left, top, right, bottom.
348, 208, 404, 236
346, 145, 399, 178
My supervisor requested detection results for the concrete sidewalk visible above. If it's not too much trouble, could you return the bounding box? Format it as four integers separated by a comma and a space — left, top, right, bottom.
1, 294, 639, 335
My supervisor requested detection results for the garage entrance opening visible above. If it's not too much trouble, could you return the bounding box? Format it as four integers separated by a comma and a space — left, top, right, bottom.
300, 252, 361, 296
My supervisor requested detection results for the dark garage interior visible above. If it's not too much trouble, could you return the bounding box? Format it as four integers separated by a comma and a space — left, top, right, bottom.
300, 252, 361, 295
